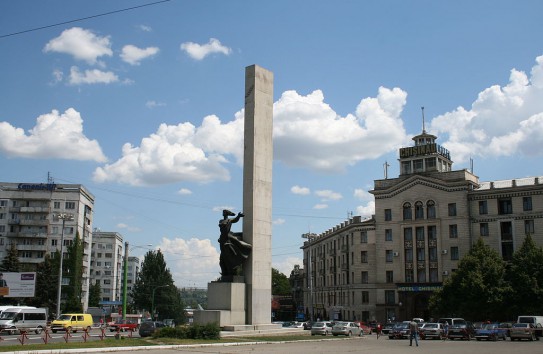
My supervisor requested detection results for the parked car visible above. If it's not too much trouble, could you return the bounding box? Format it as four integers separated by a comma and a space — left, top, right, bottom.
303, 321, 313, 330
510, 323, 537, 341
474, 323, 508, 341
499, 322, 514, 337
355, 321, 372, 334
448, 322, 475, 340
289, 321, 304, 328
109, 319, 139, 332
331, 321, 362, 336
389, 322, 410, 339
138, 321, 165, 337
420, 322, 445, 340
382, 322, 396, 335
310, 321, 333, 336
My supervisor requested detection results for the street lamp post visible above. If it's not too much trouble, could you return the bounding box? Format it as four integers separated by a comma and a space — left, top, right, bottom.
56, 213, 74, 318
122, 243, 152, 319
302, 232, 317, 323
151, 284, 169, 320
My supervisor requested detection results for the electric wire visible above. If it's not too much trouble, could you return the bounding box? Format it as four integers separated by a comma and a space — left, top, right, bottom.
0, 0, 172, 39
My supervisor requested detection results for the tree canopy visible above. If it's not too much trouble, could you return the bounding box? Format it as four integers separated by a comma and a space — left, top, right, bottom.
130, 249, 185, 324
272, 268, 291, 295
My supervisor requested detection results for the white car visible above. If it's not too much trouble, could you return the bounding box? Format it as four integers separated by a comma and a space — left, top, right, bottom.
332, 321, 362, 336
311, 321, 333, 336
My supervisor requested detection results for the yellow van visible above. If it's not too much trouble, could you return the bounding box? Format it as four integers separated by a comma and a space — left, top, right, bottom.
51, 313, 93, 333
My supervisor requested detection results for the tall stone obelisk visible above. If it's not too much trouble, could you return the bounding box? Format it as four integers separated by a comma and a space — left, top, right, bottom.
243, 65, 274, 325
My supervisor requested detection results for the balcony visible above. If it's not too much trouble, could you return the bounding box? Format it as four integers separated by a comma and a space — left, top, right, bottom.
17, 244, 47, 251
19, 219, 49, 226
329, 249, 336, 256
341, 245, 349, 253
20, 207, 49, 213
341, 263, 349, 271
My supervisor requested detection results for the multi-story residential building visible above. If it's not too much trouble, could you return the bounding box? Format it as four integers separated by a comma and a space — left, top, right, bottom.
90, 233, 142, 309
90, 231, 124, 302
0, 181, 94, 310
301, 129, 543, 323
125, 255, 141, 304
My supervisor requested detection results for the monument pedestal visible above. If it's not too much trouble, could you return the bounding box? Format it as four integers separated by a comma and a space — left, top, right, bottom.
193, 281, 246, 327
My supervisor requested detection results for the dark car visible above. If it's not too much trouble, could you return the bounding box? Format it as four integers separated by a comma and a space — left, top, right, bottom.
448, 322, 475, 340
474, 323, 507, 341
389, 322, 410, 339
138, 321, 165, 337
303, 321, 314, 330
382, 322, 396, 335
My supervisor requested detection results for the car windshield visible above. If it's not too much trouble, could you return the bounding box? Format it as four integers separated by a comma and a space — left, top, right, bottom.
314, 322, 324, 326
426, 323, 438, 329
0, 311, 16, 320
483, 324, 496, 329
57, 314, 72, 321
334, 322, 347, 326
513, 323, 529, 328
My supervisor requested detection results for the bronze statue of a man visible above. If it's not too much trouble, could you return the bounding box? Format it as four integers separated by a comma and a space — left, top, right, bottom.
218, 209, 252, 280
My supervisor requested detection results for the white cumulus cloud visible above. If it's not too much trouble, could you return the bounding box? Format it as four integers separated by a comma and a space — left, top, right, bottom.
0, 108, 107, 162
429, 54, 543, 162
69, 66, 119, 85
274, 87, 409, 172
180, 38, 231, 60
93, 113, 244, 186
43, 27, 112, 65
291, 185, 310, 195
158, 237, 220, 287
120, 44, 159, 65
315, 189, 342, 201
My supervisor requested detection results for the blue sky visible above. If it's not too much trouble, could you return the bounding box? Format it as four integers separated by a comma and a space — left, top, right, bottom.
1, 0, 543, 288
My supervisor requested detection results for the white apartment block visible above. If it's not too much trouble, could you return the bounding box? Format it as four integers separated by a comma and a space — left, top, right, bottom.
301, 129, 543, 323
90, 231, 124, 303
0, 182, 94, 311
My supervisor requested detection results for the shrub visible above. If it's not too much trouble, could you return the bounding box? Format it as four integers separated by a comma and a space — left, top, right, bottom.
153, 323, 220, 340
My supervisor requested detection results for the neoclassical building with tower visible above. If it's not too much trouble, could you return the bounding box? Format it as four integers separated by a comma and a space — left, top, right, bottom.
301, 126, 542, 323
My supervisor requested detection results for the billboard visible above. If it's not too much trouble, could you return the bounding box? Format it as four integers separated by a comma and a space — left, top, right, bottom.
0, 272, 36, 298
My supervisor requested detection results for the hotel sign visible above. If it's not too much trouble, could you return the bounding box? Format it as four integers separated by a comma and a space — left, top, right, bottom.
397, 284, 442, 292
399, 143, 450, 160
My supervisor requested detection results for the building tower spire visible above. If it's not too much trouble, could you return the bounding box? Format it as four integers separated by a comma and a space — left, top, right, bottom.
421, 106, 426, 134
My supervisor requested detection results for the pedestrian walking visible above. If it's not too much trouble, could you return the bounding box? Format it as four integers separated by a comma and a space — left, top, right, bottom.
409, 319, 419, 347
443, 322, 449, 340
376, 323, 382, 339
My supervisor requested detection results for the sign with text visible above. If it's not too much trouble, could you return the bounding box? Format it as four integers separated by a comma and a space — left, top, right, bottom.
0, 272, 36, 298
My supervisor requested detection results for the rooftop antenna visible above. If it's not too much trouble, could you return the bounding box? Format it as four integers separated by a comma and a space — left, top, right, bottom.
47, 172, 54, 184
384, 161, 390, 179
421, 106, 426, 133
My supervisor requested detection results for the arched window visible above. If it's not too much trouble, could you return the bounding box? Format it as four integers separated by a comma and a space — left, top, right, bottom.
427, 200, 436, 219
403, 202, 412, 220
415, 201, 424, 219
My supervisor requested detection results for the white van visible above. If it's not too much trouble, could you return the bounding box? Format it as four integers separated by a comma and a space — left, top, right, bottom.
0, 305, 36, 315
0, 307, 48, 334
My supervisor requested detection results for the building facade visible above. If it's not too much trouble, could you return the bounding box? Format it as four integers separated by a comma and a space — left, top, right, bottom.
301, 129, 543, 323
0, 182, 94, 310
90, 231, 124, 302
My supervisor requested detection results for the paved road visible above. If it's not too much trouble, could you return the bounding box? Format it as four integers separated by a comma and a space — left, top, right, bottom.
123, 336, 543, 354
2, 333, 543, 353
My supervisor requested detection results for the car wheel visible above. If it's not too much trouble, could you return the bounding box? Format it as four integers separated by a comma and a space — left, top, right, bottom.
35, 327, 43, 334
333, 334, 338, 337
531, 333, 535, 341
52, 329, 57, 333
347, 331, 352, 336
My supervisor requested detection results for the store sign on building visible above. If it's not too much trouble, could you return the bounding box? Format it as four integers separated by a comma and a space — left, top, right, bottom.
399, 143, 450, 160
397, 285, 442, 292
17, 183, 57, 191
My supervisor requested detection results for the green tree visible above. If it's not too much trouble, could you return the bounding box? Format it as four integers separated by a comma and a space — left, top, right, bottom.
62, 231, 84, 312
272, 268, 291, 295
506, 234, 543, 316
131, 249, 185, 324
429, 238, 510, 320
28, 254, 58, 316
1, 242, 20, 272
88, 281, 102, 308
